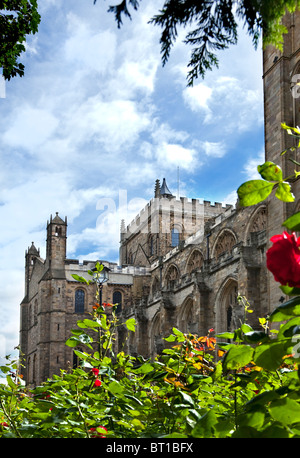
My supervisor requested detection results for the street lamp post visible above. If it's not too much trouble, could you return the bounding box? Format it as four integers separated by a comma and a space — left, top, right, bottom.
92, 263, 110, 307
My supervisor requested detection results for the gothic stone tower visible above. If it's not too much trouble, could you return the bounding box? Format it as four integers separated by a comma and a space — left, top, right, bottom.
19, 213, 98, 386
263, 10, 300, 312
119, 178, 231, 268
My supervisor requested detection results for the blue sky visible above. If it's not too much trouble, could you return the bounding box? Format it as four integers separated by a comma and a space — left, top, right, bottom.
0, 0, 265, 357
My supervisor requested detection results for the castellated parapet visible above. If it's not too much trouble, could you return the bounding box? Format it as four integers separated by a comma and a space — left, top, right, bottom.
119, 179, 233, 267
123, 196, 232, 238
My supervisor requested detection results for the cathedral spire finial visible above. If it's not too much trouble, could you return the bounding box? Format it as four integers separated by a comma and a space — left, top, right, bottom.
160, 178, 173, 197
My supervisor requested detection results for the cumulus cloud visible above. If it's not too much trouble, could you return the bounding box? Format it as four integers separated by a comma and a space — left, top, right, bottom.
156, 142, 197, 170
242, 149, 265, 180
3, 106, 59, 149
183, 75, 263, 132
201, 141, 227, 158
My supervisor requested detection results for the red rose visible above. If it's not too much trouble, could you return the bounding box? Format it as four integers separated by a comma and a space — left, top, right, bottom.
94, 379, 102, 387
266, 232, 300, 287
91, 368, 99, 376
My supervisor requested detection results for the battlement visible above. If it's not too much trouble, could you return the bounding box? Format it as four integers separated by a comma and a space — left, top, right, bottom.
65, 259, 150, 277
123, 195, 232, 237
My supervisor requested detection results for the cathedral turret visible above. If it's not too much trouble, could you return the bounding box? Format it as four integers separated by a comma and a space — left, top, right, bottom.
160, 178, 173, 197
46, 212, 67, 274
24, 242, 40, 298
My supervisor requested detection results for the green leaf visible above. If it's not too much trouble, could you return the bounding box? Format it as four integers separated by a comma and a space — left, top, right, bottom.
281, 122, 300, 137
275, 182, 295, 202
277, 316, 300, 339
223, 344, 254, 370
125, 318, 136, 332
253, 342, 286, 371
73, 349, 92, 361
108, 380, 125, 396
66, 334, 93, 347
100, 314, 108, 330
269, 398, 300, 425
180, 391, 195, 407
192, 410, 218, 438
6, 374, 17, 389
243, 331, 269, 344
257, 162, 282, 181
269, 296, 300, 322
71, 274, 90, 284
164, 334, 177, 342
94, 262, 104, 272
237, 409, 265, 429
280, 285, 300, 296
282, 211, 300, 231
237, 180, 274, 206
171, 327, 185, 342
216, 331, 234, 339
77, 319, 100, 329
260, 424, 290, 438
133, 363, 154, 374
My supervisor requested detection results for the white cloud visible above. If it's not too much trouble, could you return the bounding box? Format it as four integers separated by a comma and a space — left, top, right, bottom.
201, 141, 227, 158
243, 149, 265, 180
156, 142, 197, 170
3, 106, 59, 149
222, 190, 238, 206
64, 13, 117, 75
183, 83, 213, 113
183, 75, 263, 132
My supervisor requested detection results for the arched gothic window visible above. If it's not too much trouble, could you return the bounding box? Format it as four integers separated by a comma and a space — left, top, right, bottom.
75, 289, 85, 313
214, 230, 236, 259
187, 250, 203, 274
113, 291, 122, 314
165, 265, 179, 290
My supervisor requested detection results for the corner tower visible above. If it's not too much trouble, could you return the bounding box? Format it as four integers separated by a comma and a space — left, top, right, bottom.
46, 212, 67, 275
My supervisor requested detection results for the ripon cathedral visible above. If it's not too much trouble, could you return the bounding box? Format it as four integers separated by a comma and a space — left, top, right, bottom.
20, 10, 300, 386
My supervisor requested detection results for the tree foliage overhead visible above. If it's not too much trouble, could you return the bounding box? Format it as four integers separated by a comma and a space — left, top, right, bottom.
103, 0, 300, 85
0, 0, 40, 80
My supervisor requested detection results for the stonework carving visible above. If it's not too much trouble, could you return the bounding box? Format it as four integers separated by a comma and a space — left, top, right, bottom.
250, 207, 266, 233
214, 231, 236, 259
165, 265, 179, 289
187, 250, 203, 274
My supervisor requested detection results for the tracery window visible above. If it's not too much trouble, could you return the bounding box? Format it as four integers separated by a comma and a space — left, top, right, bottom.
250, 207, 267, 233
214, 231, 236, 259
165, 265, 179, 290
187, 250, 203, 274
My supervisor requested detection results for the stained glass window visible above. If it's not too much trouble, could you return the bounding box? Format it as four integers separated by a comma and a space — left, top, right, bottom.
75, 289, 85, 313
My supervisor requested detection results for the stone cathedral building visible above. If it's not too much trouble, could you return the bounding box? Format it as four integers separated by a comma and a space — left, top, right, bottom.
20, 10, 300, 386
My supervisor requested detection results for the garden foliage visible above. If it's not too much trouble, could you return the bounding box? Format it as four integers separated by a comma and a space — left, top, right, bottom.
2, 125, 300, 438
